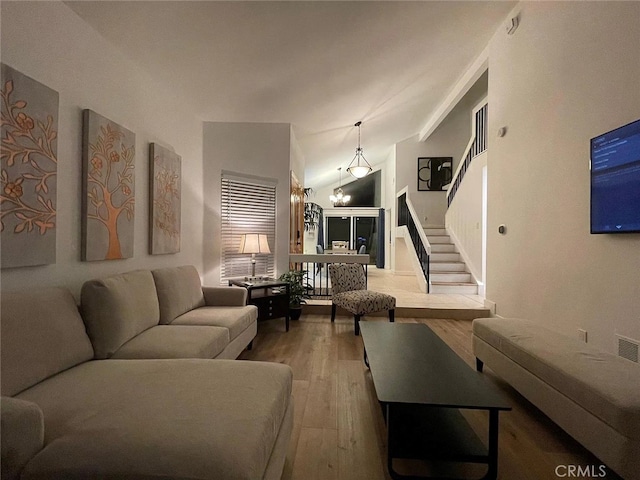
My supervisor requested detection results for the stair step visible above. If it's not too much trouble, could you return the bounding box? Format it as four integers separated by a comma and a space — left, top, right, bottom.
430, 272, 472, 283
430, 244, 456, 253
430, 262, 466, 272
430, 282, 479, 295
424, 228, 447, 236
430, 252, 460, 262
427, 235, 451, 244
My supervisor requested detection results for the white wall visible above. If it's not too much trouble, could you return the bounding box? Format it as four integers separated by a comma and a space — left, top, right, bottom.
0, 1, 204, 297
202, 122, 292, 284
290, 127, 305, 186
395, 135, 445, 227
446, 152, 486, 284
394, 235, 413, 275
395, 75, 487, 228
383, 148, 397, 270
487, 2, 640, 352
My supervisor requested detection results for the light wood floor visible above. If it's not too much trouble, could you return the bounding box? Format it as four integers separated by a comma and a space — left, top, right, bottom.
239, 315, 620, 480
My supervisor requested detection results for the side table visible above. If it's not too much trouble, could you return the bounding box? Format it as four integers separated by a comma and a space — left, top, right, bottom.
228, 279, 291, 332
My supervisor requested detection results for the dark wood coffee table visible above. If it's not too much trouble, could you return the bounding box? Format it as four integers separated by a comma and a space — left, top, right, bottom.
359, 322, 511, 480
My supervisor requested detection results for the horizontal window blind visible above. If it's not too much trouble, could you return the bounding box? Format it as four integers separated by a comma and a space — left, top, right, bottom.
221, 176, 276, 282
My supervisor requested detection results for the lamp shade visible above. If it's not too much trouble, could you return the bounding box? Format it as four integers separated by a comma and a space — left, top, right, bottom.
238, 234, 271, 254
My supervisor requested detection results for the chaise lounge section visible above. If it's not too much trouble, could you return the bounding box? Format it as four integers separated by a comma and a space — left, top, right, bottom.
1, 287, 293, 480
472, 317, 640, 480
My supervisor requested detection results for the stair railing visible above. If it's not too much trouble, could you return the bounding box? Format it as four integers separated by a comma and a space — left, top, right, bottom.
447, 102, 487, 206
397, 188, 431, 292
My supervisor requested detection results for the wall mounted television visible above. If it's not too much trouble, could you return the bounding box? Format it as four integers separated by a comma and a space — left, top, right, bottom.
590, 118, 640, 233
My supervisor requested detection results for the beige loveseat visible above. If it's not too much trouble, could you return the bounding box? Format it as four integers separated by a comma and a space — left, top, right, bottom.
472, 318, 640, 480
81, 265, 257, 359
1, 286, 293, 480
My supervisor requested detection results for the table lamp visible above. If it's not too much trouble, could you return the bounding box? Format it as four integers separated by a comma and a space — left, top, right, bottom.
238, 233, 271, 279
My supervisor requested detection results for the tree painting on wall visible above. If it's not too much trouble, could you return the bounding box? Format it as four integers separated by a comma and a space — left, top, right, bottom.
149, 143, 180, 254
82, 109, 135, 261
0, 64, 58, 269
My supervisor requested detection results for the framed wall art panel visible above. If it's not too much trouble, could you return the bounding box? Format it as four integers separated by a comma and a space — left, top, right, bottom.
1, 64, 58, 269
149, 143, 181, 254
418, 157, 453, 191
82, 109, 135, 261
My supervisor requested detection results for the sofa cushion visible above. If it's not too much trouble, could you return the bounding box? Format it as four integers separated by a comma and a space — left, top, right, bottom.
473, 318, 640, 440
16, 359, 293, 480
171, 306, 257, 341
152, 265, 206, 324
110, 325, 230, 359
1, 288, 94, 396
333, 290, 396, 315
1, 397, 44, 480
81, 270, 160, 359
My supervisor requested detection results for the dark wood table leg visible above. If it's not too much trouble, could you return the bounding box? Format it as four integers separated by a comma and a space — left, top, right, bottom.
285, 312, 290, 332
387, 403, 397, 479
385, 405, 502, 480
481, 409, 500, 480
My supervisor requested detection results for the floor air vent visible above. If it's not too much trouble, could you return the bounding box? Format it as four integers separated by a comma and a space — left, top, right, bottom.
617, 335, 639, 363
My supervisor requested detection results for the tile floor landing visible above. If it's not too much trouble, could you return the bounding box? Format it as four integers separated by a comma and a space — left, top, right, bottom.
304, 267, 490, 320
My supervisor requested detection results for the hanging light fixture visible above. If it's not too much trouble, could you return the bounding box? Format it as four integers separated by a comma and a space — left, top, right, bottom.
329, 167, 351, 206
346, 121, 372, 178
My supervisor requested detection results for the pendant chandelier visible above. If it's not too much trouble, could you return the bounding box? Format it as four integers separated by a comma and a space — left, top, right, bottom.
346, 121, 372, 178
329, 167, 351, 206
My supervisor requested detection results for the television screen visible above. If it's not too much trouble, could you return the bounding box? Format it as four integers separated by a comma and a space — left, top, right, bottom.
590, 118, 640, 233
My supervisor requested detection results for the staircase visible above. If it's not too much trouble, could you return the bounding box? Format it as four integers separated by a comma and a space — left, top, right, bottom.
424, 227, 478, 295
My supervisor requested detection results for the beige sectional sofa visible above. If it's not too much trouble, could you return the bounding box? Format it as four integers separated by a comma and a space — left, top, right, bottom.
81, 265, 257, 359
472, 317, 640, 480
1, 267, 294, 480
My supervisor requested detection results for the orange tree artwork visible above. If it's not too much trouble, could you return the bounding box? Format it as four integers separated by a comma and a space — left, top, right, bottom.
0, 78, 57, 236
87, 124, 134, 260
153, 157, 180, 242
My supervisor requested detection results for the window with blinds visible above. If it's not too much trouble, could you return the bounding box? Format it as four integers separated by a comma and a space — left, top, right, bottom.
221, 174, 276, 281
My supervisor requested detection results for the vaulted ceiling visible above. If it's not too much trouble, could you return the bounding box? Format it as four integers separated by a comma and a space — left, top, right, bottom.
66, 1, 514, 187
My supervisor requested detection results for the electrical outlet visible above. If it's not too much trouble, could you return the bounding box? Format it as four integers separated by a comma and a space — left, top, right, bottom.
578, 329, 588, 343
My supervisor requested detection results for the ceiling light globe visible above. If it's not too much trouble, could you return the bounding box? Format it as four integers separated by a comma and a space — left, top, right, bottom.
347, 165, 372, 178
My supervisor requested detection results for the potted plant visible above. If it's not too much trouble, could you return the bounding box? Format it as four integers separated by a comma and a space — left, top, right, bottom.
279, 270, 309, 321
